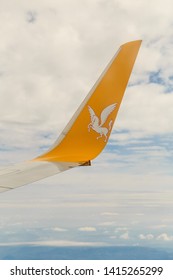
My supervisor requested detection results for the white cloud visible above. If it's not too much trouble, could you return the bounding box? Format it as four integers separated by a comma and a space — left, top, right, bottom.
110, 236, 117, 239
98, 222, 115, 226
0, 240, 106, 247
0, 0, 173, 249
150, 225, 168, 229
157, 233, 173, 241
0, 0, 173, 151
78, 227, 96, 232
120, 232, 129, 240
116, 83, 173, 137
101, 212, 119, 216
115, 227, 128, 232
139, 234, 154, 240
51, 227, 67, 232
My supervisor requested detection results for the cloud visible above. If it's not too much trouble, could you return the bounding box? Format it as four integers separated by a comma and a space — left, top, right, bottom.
98, 222, 115, 226
78, 227, 96, 232
156, 233, 173, 241
101, 212, 119, 216
51, 227, 68, 232
138, 233, 173, 242
0, 240, 105, 247
120, 232, 129, 240
139, 234, 154, 240
115, 227, 128, 232
110, 236, 117, 239
0, 0, 173, 250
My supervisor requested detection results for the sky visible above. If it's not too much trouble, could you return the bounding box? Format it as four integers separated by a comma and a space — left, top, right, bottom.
0, 0, 173, 251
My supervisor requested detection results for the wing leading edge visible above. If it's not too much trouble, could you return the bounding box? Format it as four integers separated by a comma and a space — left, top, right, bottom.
0, 40, 142, 193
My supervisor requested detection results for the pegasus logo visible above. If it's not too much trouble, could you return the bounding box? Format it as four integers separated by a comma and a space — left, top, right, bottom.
88, 103, 117, 142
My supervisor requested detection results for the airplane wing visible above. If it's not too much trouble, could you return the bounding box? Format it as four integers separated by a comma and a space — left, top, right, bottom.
0, 161, 88, 193
0, 40, 142, 193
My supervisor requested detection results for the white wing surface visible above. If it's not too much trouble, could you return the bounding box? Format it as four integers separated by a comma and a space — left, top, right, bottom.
0, 161, 81, 193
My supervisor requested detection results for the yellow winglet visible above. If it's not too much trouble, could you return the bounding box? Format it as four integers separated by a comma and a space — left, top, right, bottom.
35, 40, 142, 163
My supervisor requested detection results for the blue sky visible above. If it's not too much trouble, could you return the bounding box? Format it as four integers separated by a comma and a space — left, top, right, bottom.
0, 0, 173, 251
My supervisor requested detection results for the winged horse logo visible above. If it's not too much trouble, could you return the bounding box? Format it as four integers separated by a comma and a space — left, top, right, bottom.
88, 103, 117, 142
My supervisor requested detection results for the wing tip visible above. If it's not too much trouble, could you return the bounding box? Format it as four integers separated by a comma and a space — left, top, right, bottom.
121, 39, 142, 48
